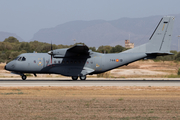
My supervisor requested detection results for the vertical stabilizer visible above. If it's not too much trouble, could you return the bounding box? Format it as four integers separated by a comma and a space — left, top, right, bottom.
146, 16, 174, 53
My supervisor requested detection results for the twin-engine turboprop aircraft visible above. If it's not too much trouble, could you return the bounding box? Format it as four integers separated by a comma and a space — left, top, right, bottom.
5, 16, 174, 80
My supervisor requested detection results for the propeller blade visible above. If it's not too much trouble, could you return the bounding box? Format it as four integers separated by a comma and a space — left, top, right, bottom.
51, 42, 53, 65
51, 54, 52, 65
51, 42, 52, 51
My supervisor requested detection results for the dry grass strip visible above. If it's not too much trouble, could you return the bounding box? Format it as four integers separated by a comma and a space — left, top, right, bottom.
0, 86, 180, 120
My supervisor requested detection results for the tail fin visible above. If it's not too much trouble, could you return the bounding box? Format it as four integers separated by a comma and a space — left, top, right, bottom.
146, 16, 174, 54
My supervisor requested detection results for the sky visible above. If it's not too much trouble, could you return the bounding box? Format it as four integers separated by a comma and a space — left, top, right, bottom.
0, 0, 180, 41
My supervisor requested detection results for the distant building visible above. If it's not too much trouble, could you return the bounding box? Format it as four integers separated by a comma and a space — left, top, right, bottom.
125, 40, 134, 49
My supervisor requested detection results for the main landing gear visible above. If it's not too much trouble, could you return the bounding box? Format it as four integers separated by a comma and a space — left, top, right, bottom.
72, 76, 78, 80
71, 75, 86, 80
21, 75, 27, 80
80, 75, 86, 80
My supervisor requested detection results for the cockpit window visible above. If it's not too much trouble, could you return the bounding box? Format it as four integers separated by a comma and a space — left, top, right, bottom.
14, 57, 19, 60
18, 57, 22, 61
22, 57, 26, 61
17, 56, 26, 61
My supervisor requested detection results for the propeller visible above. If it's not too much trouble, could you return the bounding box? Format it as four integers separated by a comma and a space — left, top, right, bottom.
48, 42, 53, 65
50, 42, 52, 65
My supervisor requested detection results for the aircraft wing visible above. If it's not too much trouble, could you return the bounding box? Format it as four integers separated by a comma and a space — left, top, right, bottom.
52, 44, 90, 58
67, 44, 89, 54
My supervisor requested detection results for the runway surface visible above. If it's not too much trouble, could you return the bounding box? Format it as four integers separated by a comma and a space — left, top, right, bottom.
0, 78, 180, 86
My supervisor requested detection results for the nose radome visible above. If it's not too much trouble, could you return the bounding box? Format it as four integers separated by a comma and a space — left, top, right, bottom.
4, 65, 6, 70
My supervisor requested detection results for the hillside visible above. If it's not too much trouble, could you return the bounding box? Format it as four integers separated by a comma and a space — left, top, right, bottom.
31, 14, 180, 49
0, 31, 24, 42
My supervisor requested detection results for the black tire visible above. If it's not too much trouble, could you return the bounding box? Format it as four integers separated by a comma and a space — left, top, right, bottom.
72, 76, 78, 80
22, 75, 27, 80
80, 75, 86, 80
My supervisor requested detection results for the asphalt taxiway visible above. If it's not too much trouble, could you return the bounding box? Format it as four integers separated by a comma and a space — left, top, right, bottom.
0, 78, 180, 86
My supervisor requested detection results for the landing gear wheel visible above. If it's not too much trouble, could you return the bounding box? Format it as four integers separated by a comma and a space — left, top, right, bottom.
22, 75, 27, 80
72, 76, 78, 80
80, 75, 86, 80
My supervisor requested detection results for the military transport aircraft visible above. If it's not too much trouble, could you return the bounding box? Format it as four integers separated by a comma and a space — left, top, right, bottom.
5, 16, 174, 80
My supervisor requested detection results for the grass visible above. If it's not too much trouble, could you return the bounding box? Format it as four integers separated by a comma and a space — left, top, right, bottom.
118, 98, 124, 101
167, 74, 180, 78
1, 92, 24, 95
0, 86, 180, 119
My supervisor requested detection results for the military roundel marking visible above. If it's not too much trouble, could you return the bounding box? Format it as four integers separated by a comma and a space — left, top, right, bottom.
116, 59, 119, 62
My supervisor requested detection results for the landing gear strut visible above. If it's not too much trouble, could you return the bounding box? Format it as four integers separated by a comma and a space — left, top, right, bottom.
21, 75, 27, 80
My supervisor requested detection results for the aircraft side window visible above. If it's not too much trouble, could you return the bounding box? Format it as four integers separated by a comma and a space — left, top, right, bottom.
22, 57, 26, 61
18, 57, 22, 61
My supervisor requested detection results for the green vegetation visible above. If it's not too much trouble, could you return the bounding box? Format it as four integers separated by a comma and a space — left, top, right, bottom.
97, 45, 127, 53
97, 71, 111, 78
1, 92, 24, 95
0, 36, 127, 63
1, 36, 180, 64
178, 68, 180, 75
155, 50, 179, 61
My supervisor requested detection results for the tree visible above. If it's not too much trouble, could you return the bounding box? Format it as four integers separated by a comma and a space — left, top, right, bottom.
110, 45, 125, 53
97, 46, 112, 53
4, 36, 19, 43
9, 51, 20, 59
89, 47, 96, 52
175, 52, 180, 61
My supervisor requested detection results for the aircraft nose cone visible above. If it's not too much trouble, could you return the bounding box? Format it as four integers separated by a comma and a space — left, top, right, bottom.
4, 62, 15, 71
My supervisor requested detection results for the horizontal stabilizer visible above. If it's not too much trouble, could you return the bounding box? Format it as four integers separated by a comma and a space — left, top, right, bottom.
146, 52, 173, 56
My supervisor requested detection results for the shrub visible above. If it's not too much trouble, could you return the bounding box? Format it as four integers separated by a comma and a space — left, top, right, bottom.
178, 68, 180, 75
97, 71, 110, 78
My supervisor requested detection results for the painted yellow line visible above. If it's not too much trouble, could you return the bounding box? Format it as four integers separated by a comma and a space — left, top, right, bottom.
162, 24, 165, 31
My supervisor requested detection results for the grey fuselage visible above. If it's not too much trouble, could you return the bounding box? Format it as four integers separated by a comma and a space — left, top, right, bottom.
5, 51, 146, 77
